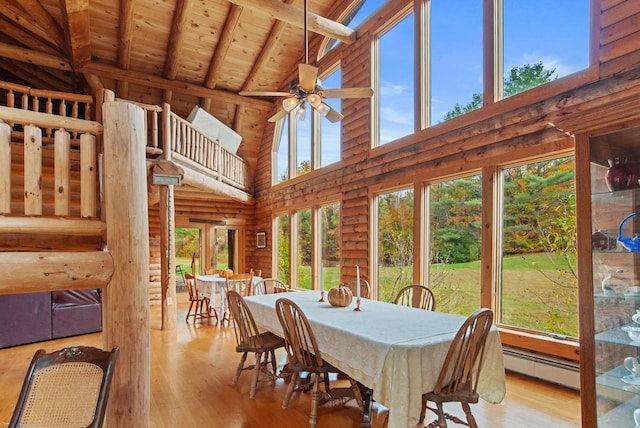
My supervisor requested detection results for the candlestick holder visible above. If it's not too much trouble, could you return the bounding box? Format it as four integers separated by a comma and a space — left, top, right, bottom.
318, 290, 326, 302
354, 297, 362, 311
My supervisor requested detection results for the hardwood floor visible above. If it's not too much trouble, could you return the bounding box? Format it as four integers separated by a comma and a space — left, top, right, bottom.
0, 295, 581, 427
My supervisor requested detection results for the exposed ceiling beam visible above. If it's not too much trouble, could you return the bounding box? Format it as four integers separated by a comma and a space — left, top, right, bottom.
17, 0, 66, 49
241, 0, 295, 92
0, 1, 64, 54
117, 0, 137, 97
0, 42, 72, 71
80, 61, 272, 111
225, 0, 355, 45
60, 0, 92, 69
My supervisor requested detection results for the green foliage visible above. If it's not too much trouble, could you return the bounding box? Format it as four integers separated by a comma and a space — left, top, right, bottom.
175, 228, 199, 258
442, 62, 556, 122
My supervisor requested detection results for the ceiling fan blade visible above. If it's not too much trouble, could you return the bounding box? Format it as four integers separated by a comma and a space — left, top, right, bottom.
298, 63, 318, 92
239, 90, 289, 97
268, 108, 288, 123
321, 87, 373, 99
325, 105, 344, 123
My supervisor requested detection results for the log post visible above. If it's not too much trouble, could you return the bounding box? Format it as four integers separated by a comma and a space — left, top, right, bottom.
102, 100, 150, 427
54, 129, 70, 216
23, 125, 42, 215
160, 104, 177, 330
80, 132, 97, 218
0, 121, 10, 213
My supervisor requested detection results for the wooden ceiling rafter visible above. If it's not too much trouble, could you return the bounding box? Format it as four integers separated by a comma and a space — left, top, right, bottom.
0, 42, 72, 71
60, 0, 92, 70
162, 0, 197, 104
1, 1, 65, 55
0, 15, 61, 56
116, 0, 136, 98
225, 0, 355, 44
199, 3, 244, 111
240, 0, 296, 93
17, 0, 66, 50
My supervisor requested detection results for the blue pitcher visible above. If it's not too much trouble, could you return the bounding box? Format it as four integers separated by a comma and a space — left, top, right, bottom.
618, 212, 640, 252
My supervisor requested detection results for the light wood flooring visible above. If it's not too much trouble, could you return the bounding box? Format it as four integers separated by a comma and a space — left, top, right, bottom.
0, 294, 581, 427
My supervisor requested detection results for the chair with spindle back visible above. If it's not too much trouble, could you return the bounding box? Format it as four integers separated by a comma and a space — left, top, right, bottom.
185, 273, 218, 324
419, 308, 494, 428
393, 285, 436, 311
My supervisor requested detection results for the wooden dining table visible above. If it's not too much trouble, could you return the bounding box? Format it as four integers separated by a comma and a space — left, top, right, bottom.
244, 291, 506, 428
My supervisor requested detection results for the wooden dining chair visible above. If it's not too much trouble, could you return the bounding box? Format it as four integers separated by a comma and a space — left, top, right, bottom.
257, 278, 289, 294
419, 308, 494, 428
223, 273, 254, 323
226, 290, 285, 399
275, 297, 363, 428
342, 279, 371, 299
393, 284, 436, 311
185, 273, 218, 324
9, 346, 119, 428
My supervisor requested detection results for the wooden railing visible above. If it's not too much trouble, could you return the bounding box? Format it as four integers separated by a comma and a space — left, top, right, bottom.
0, 82, 101, 218
127, 101, 250, 191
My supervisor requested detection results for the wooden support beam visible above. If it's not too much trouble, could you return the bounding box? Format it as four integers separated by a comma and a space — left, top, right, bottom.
60, 0, 92, 69
0, 42, 72, 71
0, 251, 113, 294
226, 0, 356, 44
0, 216, 106, 235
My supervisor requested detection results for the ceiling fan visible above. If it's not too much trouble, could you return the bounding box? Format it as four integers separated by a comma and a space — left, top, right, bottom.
238, 0, 373, 123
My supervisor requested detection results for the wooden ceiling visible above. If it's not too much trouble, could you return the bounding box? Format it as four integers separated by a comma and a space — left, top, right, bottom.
0, 0, 359, 168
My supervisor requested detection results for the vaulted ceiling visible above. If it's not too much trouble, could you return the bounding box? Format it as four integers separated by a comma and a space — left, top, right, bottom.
0, 0, 359, 168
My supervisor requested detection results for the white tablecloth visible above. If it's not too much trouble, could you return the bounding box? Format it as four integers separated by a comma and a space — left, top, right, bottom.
244, 291, 505, 428
196, 275, 262, 320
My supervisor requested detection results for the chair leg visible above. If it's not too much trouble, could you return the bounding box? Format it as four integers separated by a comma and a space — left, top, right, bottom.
461, 402, 478, 428
186, 301, 195, 322
309, 371, 321, 428
282, 371, 299, 408
250, 352, 263, 399
436, 402, 447, 427
233, 352, 248, 384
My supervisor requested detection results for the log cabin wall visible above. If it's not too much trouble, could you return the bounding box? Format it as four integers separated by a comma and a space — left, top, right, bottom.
251, 0, 640, 286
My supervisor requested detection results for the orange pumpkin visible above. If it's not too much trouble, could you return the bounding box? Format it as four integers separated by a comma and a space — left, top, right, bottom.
327, 285, 353, 307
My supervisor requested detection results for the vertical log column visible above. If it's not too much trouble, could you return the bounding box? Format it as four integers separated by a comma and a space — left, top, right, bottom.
102, 101, 150, 427
0, 121, 10, 213
161, 104, 177, 330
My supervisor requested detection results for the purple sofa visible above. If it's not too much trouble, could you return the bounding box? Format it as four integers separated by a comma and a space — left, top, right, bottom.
0, 289, 102, 348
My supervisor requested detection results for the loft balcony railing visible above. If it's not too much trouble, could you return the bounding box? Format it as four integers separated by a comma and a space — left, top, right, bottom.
0, 81, 251, 221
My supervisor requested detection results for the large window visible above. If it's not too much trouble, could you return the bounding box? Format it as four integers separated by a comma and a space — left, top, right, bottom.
376, 188, 414, 301
297, 208, 312, 289
498, 156, 577, 337
377, 13, 414, 146
320, 202, 341, 290
275, 213, 290, 283
274, 115, 289, 184
427, 175, 482, 315
319, 69, 341, 168
501, 0, 590, 99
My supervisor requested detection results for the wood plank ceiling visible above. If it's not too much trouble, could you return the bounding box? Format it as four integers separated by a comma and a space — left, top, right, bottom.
0, 0, 357, 172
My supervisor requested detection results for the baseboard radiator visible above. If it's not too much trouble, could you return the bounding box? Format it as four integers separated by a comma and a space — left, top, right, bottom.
502, 347, 580, 390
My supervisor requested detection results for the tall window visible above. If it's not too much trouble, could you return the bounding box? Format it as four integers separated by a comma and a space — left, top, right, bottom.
431, 1, 482, 124
274, 115, 289, 184
297, 208, 312, 289
377, 12, 414, 146
501, 0, 589, 99
376, 188, 414, 301
319, 69, 341, 168
275, 213, 290, 283
499, 156, 577, 337
320, 202, 341, 289
427, 175, 482, 315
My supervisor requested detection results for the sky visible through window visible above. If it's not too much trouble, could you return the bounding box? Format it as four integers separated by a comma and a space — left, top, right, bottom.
288, 0, 589, 169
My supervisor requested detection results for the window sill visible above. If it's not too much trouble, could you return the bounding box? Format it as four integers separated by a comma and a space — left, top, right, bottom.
498, 327, 580, 363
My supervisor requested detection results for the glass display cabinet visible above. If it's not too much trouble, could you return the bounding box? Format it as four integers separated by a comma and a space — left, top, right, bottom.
578, 125, 640, 427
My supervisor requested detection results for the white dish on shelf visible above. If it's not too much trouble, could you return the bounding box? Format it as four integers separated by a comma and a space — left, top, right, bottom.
622, 374, 640, 387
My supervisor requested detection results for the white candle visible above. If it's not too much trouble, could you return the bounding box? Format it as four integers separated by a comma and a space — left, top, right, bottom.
356, 265, 361, 299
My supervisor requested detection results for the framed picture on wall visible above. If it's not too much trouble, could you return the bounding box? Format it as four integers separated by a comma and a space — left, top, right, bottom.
256, 231, 266, 248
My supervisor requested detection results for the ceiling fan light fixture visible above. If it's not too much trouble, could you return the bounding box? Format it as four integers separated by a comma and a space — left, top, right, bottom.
316, 102, 331, 117
282, 97, 300, 112
296, 102, 306, 120
307, 93, 322, 108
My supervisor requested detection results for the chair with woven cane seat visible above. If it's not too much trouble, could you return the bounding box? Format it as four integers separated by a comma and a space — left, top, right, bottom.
185, 273, 218, 324
275, 297, 363, 428
419, 308, 494, 428
9, 346, 119, 428
393, 284, 436, 311
226, 290, 285, 399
